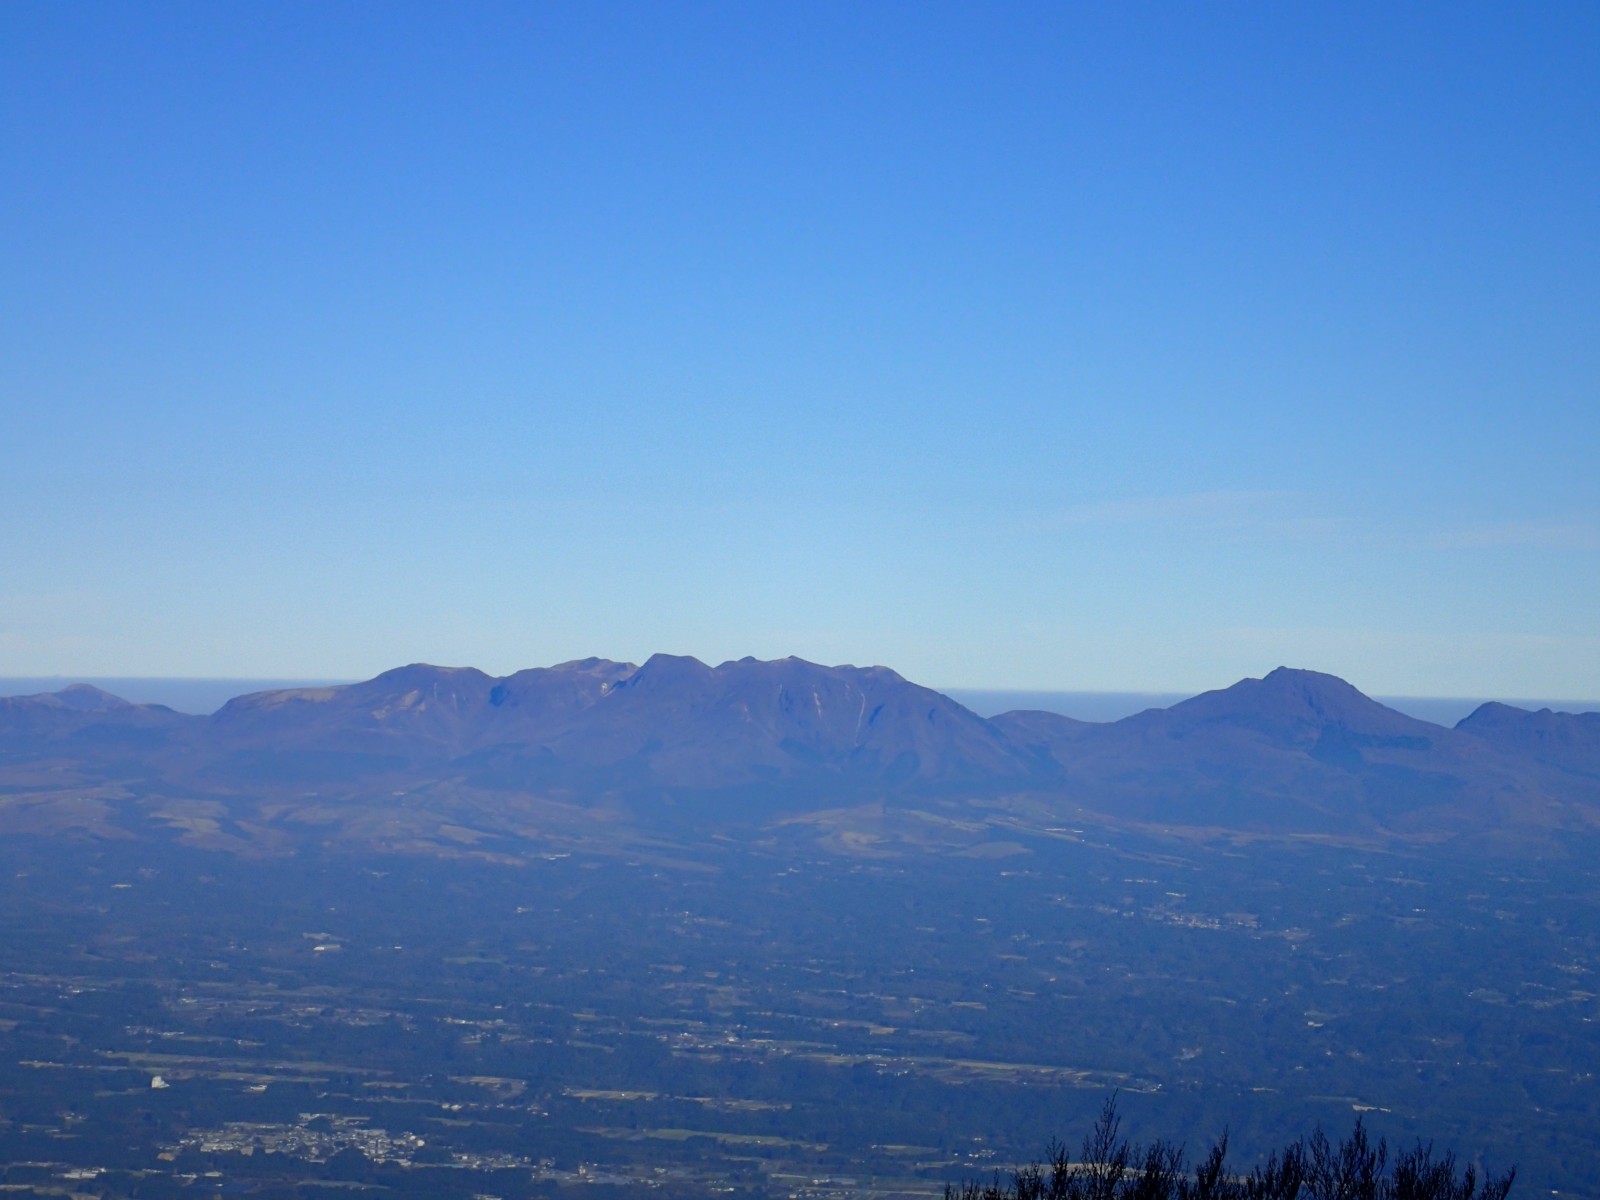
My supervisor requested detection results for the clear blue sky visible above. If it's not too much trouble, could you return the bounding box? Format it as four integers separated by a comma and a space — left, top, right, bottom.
3, 2, 1597, 697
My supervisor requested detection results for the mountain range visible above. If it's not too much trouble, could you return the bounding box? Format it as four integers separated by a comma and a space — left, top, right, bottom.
2, 656, 1597, 853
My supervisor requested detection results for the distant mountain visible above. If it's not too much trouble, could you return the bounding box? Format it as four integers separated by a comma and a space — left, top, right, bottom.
996, 667, 1591, 838
200, 654, 1038, 796
573, 653, 1036, 789
0, 684, 191, 753
2, 659, 1598, 851
987, 708, 1095, 750
1456, 702, 1600, 781
28, 683, 137, 713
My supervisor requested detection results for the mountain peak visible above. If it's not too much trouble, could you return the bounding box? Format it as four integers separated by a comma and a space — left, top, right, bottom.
550, 656, 638, 673
33, 684, 135, 712
367, 663, 493, 688
1155, 667, 1435, 740
1260, 664, 1370, 696
47, 684, 133, 713
620, 654, 717, 691
1456, 701, 1530, 730
1456, 701, 1600, 779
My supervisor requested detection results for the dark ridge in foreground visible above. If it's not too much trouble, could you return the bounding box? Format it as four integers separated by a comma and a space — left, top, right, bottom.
2, 657, 1598, 847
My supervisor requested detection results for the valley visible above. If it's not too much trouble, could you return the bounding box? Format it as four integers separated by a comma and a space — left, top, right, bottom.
0, 823, 1589, 1197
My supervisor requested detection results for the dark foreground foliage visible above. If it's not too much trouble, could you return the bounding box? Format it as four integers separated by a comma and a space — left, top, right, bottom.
946, 1099, 1515, 1200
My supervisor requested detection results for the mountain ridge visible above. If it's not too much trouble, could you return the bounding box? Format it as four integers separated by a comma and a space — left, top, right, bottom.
2, 657, 1597, 850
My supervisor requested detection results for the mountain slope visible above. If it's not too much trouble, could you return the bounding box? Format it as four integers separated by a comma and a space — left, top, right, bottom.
1456, 702, 1600, 781
999, 668, 1590, 837
2, 660, 1598, 848
206, 660, 638, 760
542, 653, 1038, 789
199, 654, 1041, 795
0, 685, 192, 757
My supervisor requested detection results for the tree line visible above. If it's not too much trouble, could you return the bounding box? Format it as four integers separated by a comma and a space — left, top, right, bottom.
946, 1099, 1514, 1200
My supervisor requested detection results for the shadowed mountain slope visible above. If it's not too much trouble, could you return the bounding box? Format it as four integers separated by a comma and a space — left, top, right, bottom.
201, 655, 1040, 794
2, 660, 1598, 846
0, 685, 193, 755
1457, 702, 1600, 781
561, 653, 1037, 789
207, 660, 636, 759
995, 668, 1598, 837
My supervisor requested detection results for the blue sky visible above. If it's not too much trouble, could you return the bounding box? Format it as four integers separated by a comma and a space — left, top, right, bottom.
3, 2, 1597, 696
